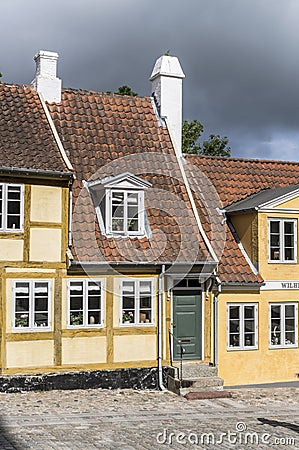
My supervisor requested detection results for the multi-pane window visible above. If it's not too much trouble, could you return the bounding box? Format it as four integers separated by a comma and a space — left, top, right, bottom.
0, 184, 23, 231
269, 303, 298, 348
227, 304, 258, 350
121, 279, 154, 325
107, 190, 144, 235
13, 280, 51, 329
269, 219, 297, 262
68, 279, 104, 327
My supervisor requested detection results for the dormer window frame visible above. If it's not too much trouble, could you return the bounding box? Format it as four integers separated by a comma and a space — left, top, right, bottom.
106, 187, 145, 237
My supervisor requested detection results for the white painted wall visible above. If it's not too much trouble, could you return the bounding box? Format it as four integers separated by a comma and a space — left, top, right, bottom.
31, 50, 61, 102
150, 55, 185, 154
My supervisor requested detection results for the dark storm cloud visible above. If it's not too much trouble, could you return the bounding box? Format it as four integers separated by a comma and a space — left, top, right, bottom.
1, 0, 299, 160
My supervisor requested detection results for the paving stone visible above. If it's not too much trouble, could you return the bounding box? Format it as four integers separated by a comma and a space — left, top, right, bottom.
0, 387, 297, 449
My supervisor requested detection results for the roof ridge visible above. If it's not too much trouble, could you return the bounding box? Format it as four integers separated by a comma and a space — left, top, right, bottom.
185, 154, 299, 165
0, 81, 34, 90
61, 87, 151, 100
0, 82, 151, 101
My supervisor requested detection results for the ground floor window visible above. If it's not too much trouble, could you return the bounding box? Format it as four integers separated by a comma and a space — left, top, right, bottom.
13, 280, 51, 329
227, 303, 258, 350
68, 279, 104, 327
269, 303, 298, 348
121, 278, 154, 325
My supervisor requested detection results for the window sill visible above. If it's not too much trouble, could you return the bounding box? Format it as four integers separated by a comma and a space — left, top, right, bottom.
106, 232, 146, 239
268, 261, 297, 264
269, 345, 298, 349
227, 346, 258, 351
120, 323, 154, 327
67, 325, 104, 329
12, 327, 51, 333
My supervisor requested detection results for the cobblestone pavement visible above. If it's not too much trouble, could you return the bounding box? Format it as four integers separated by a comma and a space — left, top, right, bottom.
0, 387, 298, 449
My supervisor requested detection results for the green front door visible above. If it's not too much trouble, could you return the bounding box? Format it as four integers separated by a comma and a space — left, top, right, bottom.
173, 290, 202, 360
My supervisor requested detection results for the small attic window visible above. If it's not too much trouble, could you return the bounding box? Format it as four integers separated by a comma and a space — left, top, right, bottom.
88, 172, 151, 237
107, 189, 144, 235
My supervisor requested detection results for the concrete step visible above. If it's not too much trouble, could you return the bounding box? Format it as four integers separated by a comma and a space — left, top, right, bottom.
185, 391, 232, 400
181, 377, 224, 389
167, 372, 224, 397
171, 362, 218, 379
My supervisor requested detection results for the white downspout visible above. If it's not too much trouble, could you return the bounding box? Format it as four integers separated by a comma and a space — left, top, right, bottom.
158, 264, 167, 390
68, 186, 73, 248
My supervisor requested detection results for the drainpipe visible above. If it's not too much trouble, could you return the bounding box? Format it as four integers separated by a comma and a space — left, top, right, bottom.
158, 264, 167, 391
213, 276, 222, 367
68, 184, 73, 248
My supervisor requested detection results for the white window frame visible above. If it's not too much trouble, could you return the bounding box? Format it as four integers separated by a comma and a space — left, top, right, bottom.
268, 218, 297, 263
227, 303, 258, 350
269, 302, 298, 349
67, 278, 104, 328
12, 280, 52, 331
0, 183, 24, 232
120, 278, 155, 326
106, 189, 145, 236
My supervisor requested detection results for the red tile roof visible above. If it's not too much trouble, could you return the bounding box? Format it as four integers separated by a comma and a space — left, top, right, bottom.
0, 82, 70, 174
186, 155, 299, 208
47, 89, 214, 265
185, 155, 299, 284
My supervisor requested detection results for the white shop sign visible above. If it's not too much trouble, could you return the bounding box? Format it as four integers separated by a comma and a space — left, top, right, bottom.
261, 280, 299, 290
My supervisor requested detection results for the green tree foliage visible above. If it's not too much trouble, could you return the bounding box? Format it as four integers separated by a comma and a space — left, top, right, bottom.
182, 119, 231, 157
202, 134, 231, 157
182, 119, 204, 154
116, 85, 137, 96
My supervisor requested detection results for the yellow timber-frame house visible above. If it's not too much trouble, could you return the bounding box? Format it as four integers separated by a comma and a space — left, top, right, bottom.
0, 51, 298, 392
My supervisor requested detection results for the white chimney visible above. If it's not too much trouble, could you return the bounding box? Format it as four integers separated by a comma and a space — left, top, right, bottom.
150, 55, 185, 154
32, 50, 61, 102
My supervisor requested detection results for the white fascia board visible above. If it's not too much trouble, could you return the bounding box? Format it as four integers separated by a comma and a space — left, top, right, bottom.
258, 188, 299, 209
259, 208, 299, 214
87, 172, 151, 190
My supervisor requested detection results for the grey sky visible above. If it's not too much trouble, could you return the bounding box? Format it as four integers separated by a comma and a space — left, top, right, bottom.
1, 0, 299, 161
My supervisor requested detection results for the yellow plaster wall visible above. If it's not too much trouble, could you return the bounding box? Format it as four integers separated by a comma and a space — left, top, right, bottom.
218, 291, 299, 386
30, 228, 61, 262
30, 185, 62, 223
62, 336, 107, 364
231, 213, 256, 259
113, 335, 157, 362
258, 212, 299, 280
6, 340, 54, 368
0, 239, 23, 261
274, 197, 299, 209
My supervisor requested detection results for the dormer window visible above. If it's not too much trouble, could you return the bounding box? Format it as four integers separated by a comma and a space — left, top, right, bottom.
88, 172, 151, 237
108, 190, 143, 235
